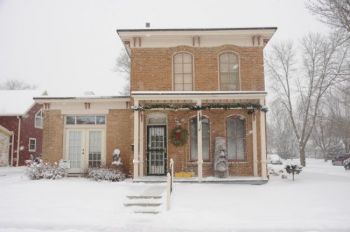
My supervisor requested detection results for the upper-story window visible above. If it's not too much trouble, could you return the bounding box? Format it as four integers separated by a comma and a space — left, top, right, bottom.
35, 110, 43, 129
219, 52, 239, 91
173, 53, 193, 91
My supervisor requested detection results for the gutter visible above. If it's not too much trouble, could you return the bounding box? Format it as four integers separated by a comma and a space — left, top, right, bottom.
16, 116, 21, 167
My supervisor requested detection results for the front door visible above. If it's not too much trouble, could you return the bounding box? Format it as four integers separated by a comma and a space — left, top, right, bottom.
66, 130, 84, 173
66, 129, 104, 173
147, 126, 167, 175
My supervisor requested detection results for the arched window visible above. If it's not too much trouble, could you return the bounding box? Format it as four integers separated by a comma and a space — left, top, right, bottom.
173, 53, 193, 91
35, 110, 43, 128
226, 116, 245, 160
190, 117, 210, 161
219, 52, 239, 91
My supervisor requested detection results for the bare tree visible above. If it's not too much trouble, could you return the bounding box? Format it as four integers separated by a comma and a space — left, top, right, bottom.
114, 49, 130, 95
266, 32, 348, 166
306, 0, 350, 32
312, 102, 343, 159
0, 79, 36, 90
267, 99, 298, 159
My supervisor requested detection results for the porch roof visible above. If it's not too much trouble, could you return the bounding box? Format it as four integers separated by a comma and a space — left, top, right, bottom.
131, 91, 267, 101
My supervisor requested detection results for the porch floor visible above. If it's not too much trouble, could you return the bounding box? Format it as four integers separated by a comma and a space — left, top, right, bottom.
133, 176, 268, 185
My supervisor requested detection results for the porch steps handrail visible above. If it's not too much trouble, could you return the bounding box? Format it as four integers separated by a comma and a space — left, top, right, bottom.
166, 158, 174, 210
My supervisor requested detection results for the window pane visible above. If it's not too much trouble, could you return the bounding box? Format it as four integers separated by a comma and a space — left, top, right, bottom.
174, 54, 182, 63
237, 139, 244, 160
202, 119, 210, 161
220, 63, 229, 72
174, 63, 182, 74
220, 53, 229, 63
66, 116, 75, 125
183, 54, 192, 63
183, 74, 192, 84
183, 84, 192, 91
174, 74, 183, 84
228, 53, 237, 63
183, 63, 192, 73
76, 116, 95, 124
174, 84, 183, 91
96, 116, 105, 124
190, 118, 198, 160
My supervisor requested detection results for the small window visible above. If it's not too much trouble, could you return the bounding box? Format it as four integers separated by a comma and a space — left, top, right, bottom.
173, 53, 193, 91
35, 110, 43, 128
219, 52, 239, 91
65, 115, 106, 125
190, 117, 210, 161
29, 138, 36, 152
226, 116, 245, 160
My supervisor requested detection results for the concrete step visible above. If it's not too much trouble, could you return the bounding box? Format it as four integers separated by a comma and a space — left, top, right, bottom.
124, 202, 162, 207
126, 195, 162, 199
134, 210, 160, 214
131, 206, 160, 214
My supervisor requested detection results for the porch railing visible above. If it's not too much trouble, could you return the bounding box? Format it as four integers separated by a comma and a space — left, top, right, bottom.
166, 158, 174, 210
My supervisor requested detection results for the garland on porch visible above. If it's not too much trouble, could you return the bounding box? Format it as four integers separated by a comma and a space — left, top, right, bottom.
170, 126, 188, 147
131, 103, 268, 113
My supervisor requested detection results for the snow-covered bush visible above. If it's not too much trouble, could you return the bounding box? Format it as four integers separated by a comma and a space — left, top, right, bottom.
87, 168, 125, 182
26, 159, 67, 180
285, 164, 302, 181
344, 158, 350, 170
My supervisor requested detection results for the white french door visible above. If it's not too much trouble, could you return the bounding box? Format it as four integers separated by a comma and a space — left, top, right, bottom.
65, 129, 105, 173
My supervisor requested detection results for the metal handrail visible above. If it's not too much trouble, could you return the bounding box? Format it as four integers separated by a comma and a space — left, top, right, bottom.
166, 158, 174, 210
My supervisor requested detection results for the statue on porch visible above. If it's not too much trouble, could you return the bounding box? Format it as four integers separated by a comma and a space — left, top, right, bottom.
214, 137, 229, 178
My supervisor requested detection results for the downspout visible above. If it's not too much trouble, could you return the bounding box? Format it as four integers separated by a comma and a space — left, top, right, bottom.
10, 133, 14, 166
16, 116, 21, 167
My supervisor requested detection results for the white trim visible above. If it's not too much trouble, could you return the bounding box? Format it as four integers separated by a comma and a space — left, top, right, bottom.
133, 99, 139, 178
252, 113, 258, 176
132, 91, 267, 101
259, 98, 267, 179
197, 99, 203, 180
28, 138, 36, 152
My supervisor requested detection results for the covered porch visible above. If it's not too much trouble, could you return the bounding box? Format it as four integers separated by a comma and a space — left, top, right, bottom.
131, 91, 268, 182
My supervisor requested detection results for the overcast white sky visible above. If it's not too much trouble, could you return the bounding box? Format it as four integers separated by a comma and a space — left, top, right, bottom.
0, 0, 328, 96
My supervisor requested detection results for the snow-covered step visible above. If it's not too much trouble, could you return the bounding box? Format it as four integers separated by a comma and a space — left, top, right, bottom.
124, 202, 162, 207
126, 195, 162, 200
132, 206, 160, 214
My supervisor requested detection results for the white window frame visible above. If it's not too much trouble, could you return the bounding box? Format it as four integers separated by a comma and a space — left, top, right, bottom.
173, 52, 194, 91
29, 138, 36, 152
218, 52, 240, 91
35, 110, 43, 129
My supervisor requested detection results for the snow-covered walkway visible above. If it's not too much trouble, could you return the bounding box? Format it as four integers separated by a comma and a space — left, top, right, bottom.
0, 159, 349, 232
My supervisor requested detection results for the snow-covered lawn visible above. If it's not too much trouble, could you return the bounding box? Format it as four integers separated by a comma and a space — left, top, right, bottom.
1, 159, 350, 232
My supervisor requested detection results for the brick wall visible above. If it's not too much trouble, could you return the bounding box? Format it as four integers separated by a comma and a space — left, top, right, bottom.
130, 45, 264, 92
106, 109, 133, 176
42, 110, 64, 163
142, 108, 263, 177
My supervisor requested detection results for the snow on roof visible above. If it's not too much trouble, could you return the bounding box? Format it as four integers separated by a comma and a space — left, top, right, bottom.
0, 90, 45, 116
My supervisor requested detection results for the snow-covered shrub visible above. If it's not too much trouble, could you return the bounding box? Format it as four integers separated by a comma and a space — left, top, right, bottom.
87, 168, 125, 182
344, 158, 350, 170
26, 159, 67, 180
285, 164, 302, 181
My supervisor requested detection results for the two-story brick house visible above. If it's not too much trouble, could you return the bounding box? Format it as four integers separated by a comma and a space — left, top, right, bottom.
35, 27, 276, 182
0, 90, 44, 166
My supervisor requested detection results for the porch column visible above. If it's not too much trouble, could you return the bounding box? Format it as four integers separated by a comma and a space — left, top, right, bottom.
139, 112, 144, 177
252, 112, 258, 176
259, 98, 267, 179
133, 99, 139, 178
197, 99, 203, 181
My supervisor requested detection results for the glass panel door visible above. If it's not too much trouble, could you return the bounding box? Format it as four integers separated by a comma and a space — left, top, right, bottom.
88, 131, 102, 168
147, 126, 167, 175
67, 130, 84, 173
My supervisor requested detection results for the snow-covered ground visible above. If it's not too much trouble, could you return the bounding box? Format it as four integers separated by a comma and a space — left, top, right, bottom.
0, 159, 350, 232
